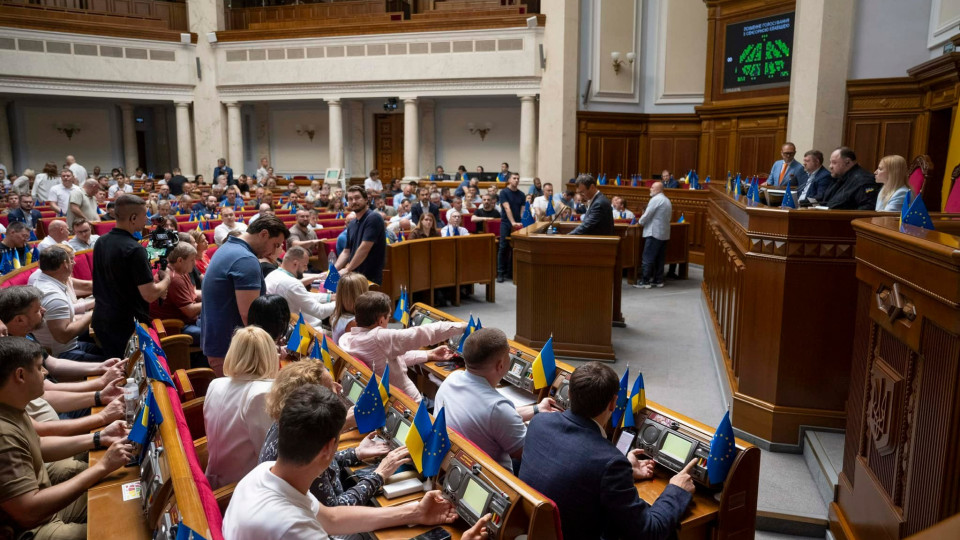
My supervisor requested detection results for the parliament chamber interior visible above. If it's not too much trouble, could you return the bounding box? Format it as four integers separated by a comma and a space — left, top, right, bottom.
1, 0, 960, 539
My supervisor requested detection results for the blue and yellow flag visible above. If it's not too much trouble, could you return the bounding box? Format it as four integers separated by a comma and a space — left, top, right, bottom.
610, 368, 630, 428
176, 521, 207, 540
521, 201, 535, 227
406, 400, 432, 473
400, 291, 410, 327
28, 229, 37, 242
678, 213, 685, 224
286, 313, 311, 355
531, 336, 556, 389
781, 184, 796, 209
378, 365, 390, 405
25, 246, 39, 265
900, 190, 912, 227
129, 385, 163, 446
615, 174, 622, 186
422, 407, 451, 478
545, 194, 555, 217
456, 315, 476, 353
393, 287, 407, 323
355, 372, 387, 433
10, 251, 20, 270
901, 193, 934, 230
707, 411, 736, 485
323, 264, 341, 293
622, 373, 646, 428
312, 334, 334, 372
474, 317, 482, 330
0, 252, 14, 275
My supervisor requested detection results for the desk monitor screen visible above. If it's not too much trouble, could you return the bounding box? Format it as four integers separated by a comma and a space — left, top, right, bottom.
421, 316, 435, 326
347, 380, 364, 404
394, 419, 411, 446
508, 359, 525, 377
661, 432, 694, 463
462, 478, 491, 517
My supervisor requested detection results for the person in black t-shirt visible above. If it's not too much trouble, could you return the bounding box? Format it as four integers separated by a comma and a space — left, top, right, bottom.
168, 168, 187, 196
335, 186, 386, 285
91, 195, 171, 358
496, 173, 525, 282
472, 193, 501, 234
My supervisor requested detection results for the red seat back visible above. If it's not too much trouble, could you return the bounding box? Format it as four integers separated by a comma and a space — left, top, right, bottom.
0, 267, 38, 287
93, 221, 116, 236
486, 219, 501, 236
945, 177, 960, 212
72, 250, 94, 280
908, 167, 925, 195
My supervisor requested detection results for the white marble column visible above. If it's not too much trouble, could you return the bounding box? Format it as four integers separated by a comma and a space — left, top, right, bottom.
346, 101, 365, 179
120, 104, 138, 174
0, 100, 12, 173
786, 0, 854, 152
518, 94, 538, 184
402, 97, 420, 180
187, 0, 226, 178
419, 99, 436, 174
225, 101, 243, 175
327, 98, 344, 171
537, 0, 579, 183
174, 101, 195, 177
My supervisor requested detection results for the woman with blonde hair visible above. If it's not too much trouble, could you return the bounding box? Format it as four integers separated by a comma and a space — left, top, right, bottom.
188, 229, 210, 274
875, 155, 911, 212
203, 326, 280, 489
332, 271, 369, 345
258, 361, 409, 507
409, 211, 440, 240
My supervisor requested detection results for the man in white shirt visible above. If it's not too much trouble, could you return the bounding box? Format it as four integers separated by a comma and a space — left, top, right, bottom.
214, 207, 248, 246
223, 384, 482, 540
363, 169, 383, 195
265, 246, 332, 327
247, 203, 274, 225
65, 155, 87, 184
67, 218, 99, 251
440, 209, 469, 237
531, 182, 564, 219
434, 328, 558, 471
47, 169, 81, 218
38, 220, 69, 253
107, 176, 133, 198
611, 196, 635, 220
256, 157, 270, 183
635, 181, 673, 289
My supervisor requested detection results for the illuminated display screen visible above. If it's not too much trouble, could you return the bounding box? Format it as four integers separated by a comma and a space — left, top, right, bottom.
509, 360, 525, 377
723, 12, 794, 92
347, 381, 363, 403
394, 420, 411, 445
421, 316, 435, 325
462, 479, 490, 516
660, 433, 693, 463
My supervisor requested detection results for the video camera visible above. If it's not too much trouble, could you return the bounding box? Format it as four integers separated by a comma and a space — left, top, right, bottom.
148, 215, 179, 271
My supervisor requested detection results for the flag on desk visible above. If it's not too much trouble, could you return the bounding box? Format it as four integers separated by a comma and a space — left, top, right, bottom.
707, 411, 736, 485
630, 216, 638, 226
25, 245, 38, 266
748, 180, 761, 205
28, 229, 37, 242
137, 325, 174, 386
0, 252, 14, 275
176, 521, 207, 540
690, 171, 700, 190
545, 194, 556, 217
323, 263, 341, 293
286, 313, 312, 355
733, 176, 741, 201
422, 407, 451, 478
901, 193, 934, 230
615, 174, 622, 186
900, 190, 912, 227
456, 315, 476, 354
622, 373, 646, 428
521, 201, 535, 227
611, 368, 630, 428
312, 334, 334, 372
393, 287, 408, 325
355, 371, 388, 433
129, 385, 163, 446
531, 336, 556, 390
474, 317, 483, 330
406, 400, 433, 473
781, 185, 796, 209
678, 213, 685, 224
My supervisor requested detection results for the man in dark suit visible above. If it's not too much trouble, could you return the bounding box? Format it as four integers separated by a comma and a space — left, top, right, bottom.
6, 194, 43, 232
569, 174, 614, 236
410, 186, 441, 225
796, 149, 832, 204
213, 158, 235, 186
822, 146, 880, 210
520, 362, 695, 540
661, 170, 680, 189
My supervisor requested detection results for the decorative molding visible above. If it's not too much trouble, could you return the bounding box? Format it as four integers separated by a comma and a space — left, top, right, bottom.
867, 359, 902, 457
927, 0, 960, 49
655, 0, 705, 105
224, 37, 525, 62
217, 77, 542, 101
588, 0, 642, 104
215, 25, 540, 50
0, 75, 195, 101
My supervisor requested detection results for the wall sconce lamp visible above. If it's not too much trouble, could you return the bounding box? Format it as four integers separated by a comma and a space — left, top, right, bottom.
55, 123, 81, 140
611, 51, 636, 74
295, 124, 316, 141
467, 122, 493, 141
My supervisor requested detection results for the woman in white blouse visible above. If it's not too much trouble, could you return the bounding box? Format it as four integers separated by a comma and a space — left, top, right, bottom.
874, 155, 912, 212
204, 326, 280, 489
440, 209, 470, 237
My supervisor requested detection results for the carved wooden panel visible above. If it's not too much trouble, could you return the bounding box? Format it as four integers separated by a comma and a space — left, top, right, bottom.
845, 118, 915, 172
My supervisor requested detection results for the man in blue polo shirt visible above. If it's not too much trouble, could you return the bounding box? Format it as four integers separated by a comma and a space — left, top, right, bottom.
335, 186, 386, 285
201, 215, 290, 375
497, 173, 524, 283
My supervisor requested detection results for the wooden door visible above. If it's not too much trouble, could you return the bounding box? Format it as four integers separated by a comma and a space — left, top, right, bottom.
375, 114, 404, 181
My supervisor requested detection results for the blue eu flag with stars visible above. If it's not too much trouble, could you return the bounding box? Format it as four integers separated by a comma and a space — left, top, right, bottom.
354, 373, 387, 433
422, 407, 451, 478
323, 263, 341, 292
901, 193, 934, 230
707, 411, 736, 485
610, 369, 629, 428
521, 201, 535, 227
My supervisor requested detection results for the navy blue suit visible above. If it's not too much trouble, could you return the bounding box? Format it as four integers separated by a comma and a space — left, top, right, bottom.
520, 410, 692, 540
570, 191, 614, 236
213, 165, 235, 186
410, 201, 441, 225
797, 167, 832, 203
7, 208, 43, 230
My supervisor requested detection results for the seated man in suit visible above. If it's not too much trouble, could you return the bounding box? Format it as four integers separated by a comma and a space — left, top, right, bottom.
660, 170, 679, 189
7, 194, 43, 233
520, 362, 695, 540
822, 146, 881, 210
569, 174, 614, 236
432, 166, 450, 181
765, 142, 807, 187
796, 149, 832, 204
409, 187, 440, 225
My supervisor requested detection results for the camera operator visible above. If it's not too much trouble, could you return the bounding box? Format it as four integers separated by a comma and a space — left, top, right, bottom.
92, 194, 171, 358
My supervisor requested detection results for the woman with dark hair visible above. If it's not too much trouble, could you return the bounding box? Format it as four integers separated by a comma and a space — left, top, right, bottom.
32, 161, 60, 202
247, 294, 291, 344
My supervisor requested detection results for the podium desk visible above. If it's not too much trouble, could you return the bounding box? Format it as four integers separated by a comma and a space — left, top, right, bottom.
511, 221, 623, 361
703, 184, 884, 446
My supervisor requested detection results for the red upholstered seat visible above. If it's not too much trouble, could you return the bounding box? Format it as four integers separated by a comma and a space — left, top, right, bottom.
72, 251, 94, 281
322, 239, 337, 255
178, 220, 222, 233
0, 215, 8, 227
314, 227, 345, 240
205, 245, 218, 259
93, 221, 116, 236
486, 219, 501, 236
462, 213, 476, 233
204, 231, 215, 244
908, 167, 925, 195
0, 267, 38, 287
945, 177, 960, 212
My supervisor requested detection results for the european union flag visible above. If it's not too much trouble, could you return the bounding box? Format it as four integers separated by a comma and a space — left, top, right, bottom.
406, 401, 432, 474
900, 190, 912, 227
0, 252, 14, 275
176, 521, 207, 540
313, 334, 334, 372
355, 372, 387, 433
531, 336, 556, 390
690, 171, 700, 190
286, 313, 311, 355
781, 185, 796, 209
456, 315, 476, 354
129, 385, 163, 446
545, 195, 555, 217
323, 264, 341, 293
422, 407, 451, 478
474, 317, 482, 330
28, 230, 37, 242
143, 345, 174, 386
708, 411, 736, 485
901, 193, 934, 230
521, 201, 535, 227
610, 368, 629, 428
623, 373, 646, 428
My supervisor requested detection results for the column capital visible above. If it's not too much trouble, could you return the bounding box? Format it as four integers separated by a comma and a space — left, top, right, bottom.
400, 96, 419, 104
222, 101, 240, 108
325, 97, 342, 105
174, 100, 192, 108
518, 94, 538, 102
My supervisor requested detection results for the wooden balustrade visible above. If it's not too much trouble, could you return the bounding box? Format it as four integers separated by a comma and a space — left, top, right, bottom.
0, 0, 187, 30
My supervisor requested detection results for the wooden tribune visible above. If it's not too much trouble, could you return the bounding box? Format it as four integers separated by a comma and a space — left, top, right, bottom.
830, 217, 960, 539
702, 184, 883, 447
511, 221, 622, 361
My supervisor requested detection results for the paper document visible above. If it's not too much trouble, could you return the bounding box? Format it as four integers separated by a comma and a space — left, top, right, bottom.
497, 385, 537, 408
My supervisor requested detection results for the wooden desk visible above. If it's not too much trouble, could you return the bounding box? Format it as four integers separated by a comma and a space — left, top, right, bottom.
702, 184, 884, 446
381, 234, 497, 306
830, 217, 960, 539
87, 483, 150, 540
511, 221, 621, 360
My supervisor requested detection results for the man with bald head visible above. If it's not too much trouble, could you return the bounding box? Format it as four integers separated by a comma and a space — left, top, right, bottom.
821, 147, 880, 210
65, 154, 87, 184
635, 182, 673, 289
38, 220, 69, 253
248, 203, 274, 225
69, 179, 101, 230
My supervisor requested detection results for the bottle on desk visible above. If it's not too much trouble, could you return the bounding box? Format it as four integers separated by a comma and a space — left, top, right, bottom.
123, 378, 139, 424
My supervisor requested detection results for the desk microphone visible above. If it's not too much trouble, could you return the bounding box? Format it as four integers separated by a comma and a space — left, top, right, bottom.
544, 205, 565, 232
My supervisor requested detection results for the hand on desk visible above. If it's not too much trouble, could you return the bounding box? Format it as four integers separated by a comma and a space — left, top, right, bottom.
627, 449, 656, 481
669, 458, 698, 494
375, 447, 412, 480
415, 490, 458, 525
98, 440, 135, 473
463, 514, 492, 540
97, 357, 123, 374
100, 377, 125, 404
538, 397, 561, 413
100, 420, 130, 446
428, 345, 456, 363
98, 397, 126, 424
356, 432, 392, 461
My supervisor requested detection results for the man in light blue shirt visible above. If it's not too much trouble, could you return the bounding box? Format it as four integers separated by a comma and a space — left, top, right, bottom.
635, 182, 673, 289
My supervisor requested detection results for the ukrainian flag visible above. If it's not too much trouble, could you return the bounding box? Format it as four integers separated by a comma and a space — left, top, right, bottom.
406, 401, 432, 473
285, 313, 311, 355
355, 372, 387, 433
400, 290, 410, 327
610, 368, 629, 428
378, 365, 390, 405
678, 213, 685, 223
531, 336, 556, 389
25, 246, 39, 265
129, 385, 163, 446
312, 334, 334, 372
456, 315, 476, 353
622, 373, 646, 428
393, 287, 407, 323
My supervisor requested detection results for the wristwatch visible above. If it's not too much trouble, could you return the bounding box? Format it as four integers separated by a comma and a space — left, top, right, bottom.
93, 431, 104, 450
533, 404, 540, 416
94, 391, 102, 407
